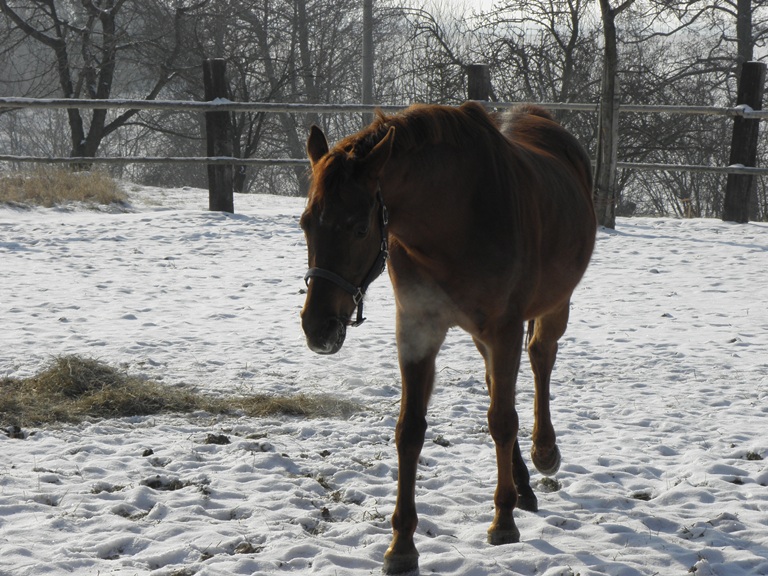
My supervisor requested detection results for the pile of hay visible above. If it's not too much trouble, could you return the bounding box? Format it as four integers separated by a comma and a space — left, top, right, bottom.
0, 168, 127, 208
0, 356, 361, 429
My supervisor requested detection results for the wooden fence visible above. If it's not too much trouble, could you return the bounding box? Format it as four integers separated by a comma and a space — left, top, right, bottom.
1, 96, 766, 174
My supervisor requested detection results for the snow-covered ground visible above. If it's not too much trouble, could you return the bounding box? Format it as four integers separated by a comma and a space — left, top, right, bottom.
1, 185, 766, 576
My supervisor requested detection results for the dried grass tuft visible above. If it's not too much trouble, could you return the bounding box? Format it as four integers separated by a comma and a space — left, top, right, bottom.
0, 167, 126, 208
0, 356, 362, 429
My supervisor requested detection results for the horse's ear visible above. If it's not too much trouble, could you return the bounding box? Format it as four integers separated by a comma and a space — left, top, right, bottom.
307, 125, 329, 167
364, 126, 395, 179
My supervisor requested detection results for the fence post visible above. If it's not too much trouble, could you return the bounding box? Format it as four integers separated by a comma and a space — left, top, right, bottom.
722, 61, 766, 223
203, 58, 234, 214
467, 64, 491, 101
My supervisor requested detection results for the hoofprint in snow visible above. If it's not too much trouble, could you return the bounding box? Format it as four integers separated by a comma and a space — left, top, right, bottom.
0, 184, 766, 576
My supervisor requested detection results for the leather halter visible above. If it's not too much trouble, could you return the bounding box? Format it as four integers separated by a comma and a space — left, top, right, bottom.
304, 187, 389, 327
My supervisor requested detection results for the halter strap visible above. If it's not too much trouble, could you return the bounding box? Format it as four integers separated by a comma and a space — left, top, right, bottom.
304, 187, 389, 327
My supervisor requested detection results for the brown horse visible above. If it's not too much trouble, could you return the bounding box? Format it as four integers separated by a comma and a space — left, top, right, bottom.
300, 101, 595, 574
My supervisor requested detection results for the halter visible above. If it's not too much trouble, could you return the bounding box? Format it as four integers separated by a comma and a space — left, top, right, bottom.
304, 186, 389, 327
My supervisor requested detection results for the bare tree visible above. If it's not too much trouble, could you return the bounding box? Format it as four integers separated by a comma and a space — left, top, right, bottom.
93, 0, 366, 194
612, 0, 767, 220
591, 0, 635, 228
375, 3, 482, 104
707, 0, 768, 75
0, 0, 208, 160
239, 0, 363, 194
475, 0, 601, 166
482, 0, 599, 103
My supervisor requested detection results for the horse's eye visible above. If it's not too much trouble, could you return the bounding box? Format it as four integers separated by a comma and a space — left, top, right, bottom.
354, 224, 370, 238
299, 211, 312, 232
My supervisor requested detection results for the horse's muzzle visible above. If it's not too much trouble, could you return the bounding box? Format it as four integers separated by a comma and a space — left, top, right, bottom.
302, 316, 347, 355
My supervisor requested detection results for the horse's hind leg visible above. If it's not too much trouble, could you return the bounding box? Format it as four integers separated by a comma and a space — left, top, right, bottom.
474, 336, 537, 513
512, 440, 538, 512
528, 300, 570, 476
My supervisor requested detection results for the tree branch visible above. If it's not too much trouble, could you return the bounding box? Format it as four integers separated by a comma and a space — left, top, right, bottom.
0, 0, 58, 47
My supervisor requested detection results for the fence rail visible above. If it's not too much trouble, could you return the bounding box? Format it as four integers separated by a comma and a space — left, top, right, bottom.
0, 154, 310, 167
1, 155, 766, 176
1, 96, 766, 175
2, 96, 768, 117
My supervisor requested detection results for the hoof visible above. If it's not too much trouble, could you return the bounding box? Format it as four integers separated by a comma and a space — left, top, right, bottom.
382, 551, 419, 575
532, 444, 561, 476
516, 487, 539, 513
487, 525, 521, 545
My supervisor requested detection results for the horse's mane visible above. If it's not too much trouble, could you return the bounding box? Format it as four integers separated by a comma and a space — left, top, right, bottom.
338, 101, 506, 162
310, 102, 510, 211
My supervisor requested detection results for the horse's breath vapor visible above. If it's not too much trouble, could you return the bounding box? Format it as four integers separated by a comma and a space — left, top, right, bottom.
300, 101, 595, 574
393, 284, 453, 364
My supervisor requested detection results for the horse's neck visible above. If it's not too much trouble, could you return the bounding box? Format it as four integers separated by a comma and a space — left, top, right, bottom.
381, 149, 528, 279
383, 156, 465, 237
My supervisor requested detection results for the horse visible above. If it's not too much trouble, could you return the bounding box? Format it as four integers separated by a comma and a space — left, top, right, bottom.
300, 101, 596, 574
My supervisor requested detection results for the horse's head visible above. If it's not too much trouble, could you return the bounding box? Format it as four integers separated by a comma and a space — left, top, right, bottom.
300, 124, 395, 354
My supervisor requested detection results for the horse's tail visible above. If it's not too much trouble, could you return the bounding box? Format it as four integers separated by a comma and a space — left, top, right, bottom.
511, 104, 555, 122
498, 104, 554, 135
525, 319, 535, 347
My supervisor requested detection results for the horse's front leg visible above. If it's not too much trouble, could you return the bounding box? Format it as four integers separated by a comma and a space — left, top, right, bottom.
383, 311, 446, 575
483, 321, 525, 545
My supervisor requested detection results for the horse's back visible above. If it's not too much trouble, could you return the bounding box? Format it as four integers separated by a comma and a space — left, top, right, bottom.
499, 105, 593, 196
495, 105, 596, 317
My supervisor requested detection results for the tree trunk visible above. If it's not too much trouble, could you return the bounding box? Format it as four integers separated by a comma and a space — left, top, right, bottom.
362, 0, 375, 126
594, 0, 621, 229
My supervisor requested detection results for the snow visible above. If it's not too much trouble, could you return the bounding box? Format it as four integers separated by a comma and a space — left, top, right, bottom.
1, 185, 767, 576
